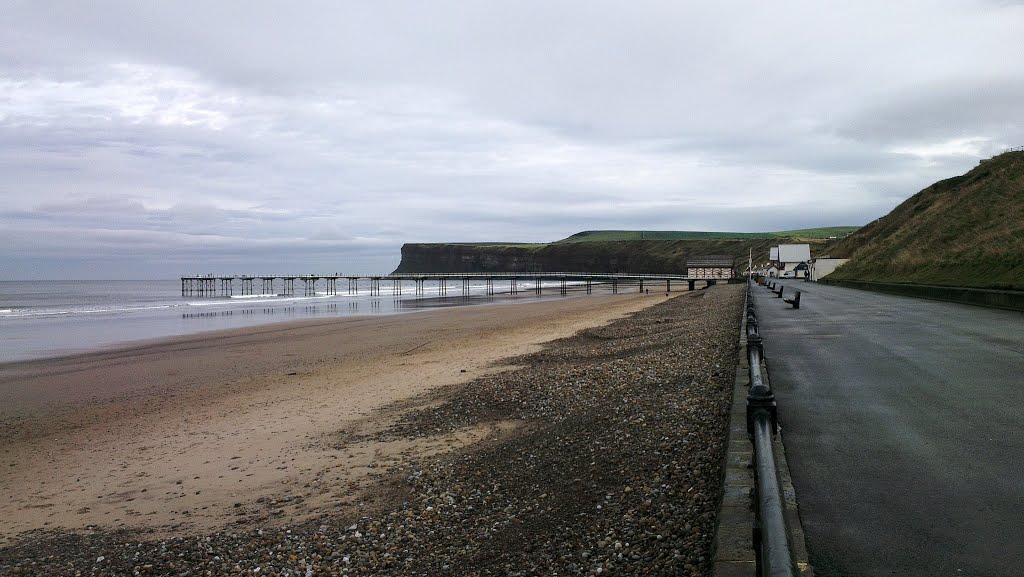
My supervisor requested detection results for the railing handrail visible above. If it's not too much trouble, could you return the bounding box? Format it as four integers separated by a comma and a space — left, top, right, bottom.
181, 272, 706, 281
745, 280, 797, 577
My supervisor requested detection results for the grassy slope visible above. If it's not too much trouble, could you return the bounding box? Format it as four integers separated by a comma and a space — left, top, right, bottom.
827, 151, 1024, 290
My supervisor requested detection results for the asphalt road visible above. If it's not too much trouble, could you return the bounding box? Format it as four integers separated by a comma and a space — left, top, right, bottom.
751, 281, 1024, 577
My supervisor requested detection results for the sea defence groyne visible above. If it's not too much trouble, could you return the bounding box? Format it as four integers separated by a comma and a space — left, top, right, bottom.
180, 272, 724, 297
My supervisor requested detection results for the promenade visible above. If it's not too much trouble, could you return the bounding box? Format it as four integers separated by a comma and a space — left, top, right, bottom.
751, 282, 1023, 576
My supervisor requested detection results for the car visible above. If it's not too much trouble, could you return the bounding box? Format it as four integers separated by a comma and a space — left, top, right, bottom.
782, 271, 795, 278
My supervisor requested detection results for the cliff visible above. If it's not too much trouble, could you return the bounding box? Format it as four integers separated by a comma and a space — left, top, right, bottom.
393, 238, 822, 275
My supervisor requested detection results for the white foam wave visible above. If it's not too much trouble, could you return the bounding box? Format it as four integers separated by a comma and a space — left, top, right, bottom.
0, 303, 186, 319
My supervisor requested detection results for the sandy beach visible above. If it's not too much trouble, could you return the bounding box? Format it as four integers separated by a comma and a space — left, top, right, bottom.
0, 292, 672, 543
3, 285, 744, 576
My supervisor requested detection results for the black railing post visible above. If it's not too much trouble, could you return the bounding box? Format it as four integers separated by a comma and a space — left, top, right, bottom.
746, 377, 777, 438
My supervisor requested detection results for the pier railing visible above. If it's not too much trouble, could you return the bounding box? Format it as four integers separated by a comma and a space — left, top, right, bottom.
180, 272, 705, 281
745, 281, 797, 577
180, 272, 723, 298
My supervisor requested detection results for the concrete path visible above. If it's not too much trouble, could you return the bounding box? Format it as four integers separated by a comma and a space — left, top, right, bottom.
751, 281, 1024, 577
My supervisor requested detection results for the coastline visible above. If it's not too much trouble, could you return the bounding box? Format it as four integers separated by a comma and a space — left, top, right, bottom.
0, 279, 619, 364
1, 291, 671, 542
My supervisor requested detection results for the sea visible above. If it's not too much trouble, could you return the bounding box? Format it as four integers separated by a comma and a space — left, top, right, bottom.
0, 278, 602, 364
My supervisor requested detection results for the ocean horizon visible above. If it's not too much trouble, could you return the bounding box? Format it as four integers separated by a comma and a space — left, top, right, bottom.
0, 278, 607, 364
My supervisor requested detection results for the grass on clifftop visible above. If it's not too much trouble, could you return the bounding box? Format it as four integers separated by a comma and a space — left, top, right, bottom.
440, 228, 857, 249
554, 227, 858, 243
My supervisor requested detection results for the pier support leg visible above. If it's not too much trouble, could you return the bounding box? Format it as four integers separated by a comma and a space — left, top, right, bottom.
688, 280, 695, 291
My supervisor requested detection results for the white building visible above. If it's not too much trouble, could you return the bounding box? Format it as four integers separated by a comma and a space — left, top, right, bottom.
770, 244, 812, 278
810, 258, 850, 281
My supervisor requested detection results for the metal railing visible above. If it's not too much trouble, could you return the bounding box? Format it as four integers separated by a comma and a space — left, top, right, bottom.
181, 272, 702, 281
745, 282, 797, 577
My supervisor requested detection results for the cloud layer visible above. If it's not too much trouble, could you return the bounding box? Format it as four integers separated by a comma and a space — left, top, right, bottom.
2, 0, 1022, 278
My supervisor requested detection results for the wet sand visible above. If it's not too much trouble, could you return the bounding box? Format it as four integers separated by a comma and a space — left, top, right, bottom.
0, 292, 670, 543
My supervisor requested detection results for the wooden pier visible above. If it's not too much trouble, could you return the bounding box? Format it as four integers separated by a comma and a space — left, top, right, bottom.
180, 273, 722, 298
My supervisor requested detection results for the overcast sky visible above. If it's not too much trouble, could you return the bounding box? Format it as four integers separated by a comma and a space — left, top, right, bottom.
2, 1, 1022, 279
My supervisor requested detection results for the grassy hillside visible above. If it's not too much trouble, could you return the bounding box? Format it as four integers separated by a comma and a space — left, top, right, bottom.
554, 227, 858, 243
827, 151, 1024, 290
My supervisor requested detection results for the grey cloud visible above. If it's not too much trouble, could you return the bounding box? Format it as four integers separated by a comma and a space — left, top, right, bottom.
837, 78, 1024, 144
1, 1, 1022, 278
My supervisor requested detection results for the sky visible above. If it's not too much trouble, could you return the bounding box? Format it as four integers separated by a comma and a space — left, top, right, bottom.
1, 1, 1022, 279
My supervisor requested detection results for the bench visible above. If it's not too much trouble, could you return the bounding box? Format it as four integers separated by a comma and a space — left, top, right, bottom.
772, 285, 784, 298
783, 290, 801, 309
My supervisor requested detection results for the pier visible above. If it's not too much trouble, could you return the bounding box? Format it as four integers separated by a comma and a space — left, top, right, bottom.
180, 273, 723, 298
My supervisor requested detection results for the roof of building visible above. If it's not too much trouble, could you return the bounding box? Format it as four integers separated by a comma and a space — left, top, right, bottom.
686, 255, 735, 267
